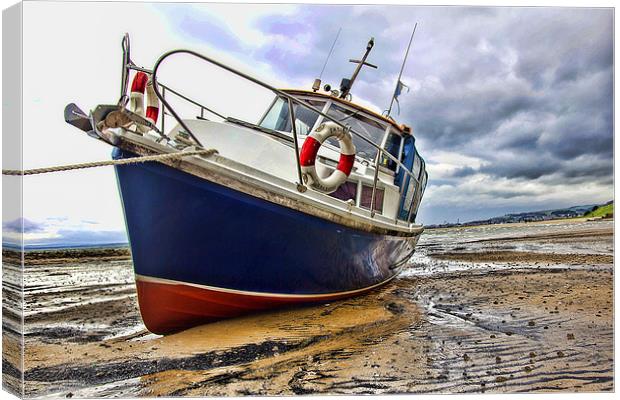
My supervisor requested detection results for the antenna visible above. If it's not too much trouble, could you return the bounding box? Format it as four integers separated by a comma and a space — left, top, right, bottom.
313, 27, 342, 92
387, 23, 418, 117
320, 27, 341, 79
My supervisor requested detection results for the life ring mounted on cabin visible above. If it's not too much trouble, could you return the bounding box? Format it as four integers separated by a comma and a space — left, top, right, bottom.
129, 71, 160, 133
299, 121, 356, 194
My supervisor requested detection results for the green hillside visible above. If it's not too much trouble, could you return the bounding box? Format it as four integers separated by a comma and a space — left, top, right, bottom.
584, 203, 613, 218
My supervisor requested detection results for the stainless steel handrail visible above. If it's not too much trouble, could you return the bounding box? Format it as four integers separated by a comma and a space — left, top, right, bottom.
151, 50, 417, 179
158, 83, 226, 121
287, 98, 306, 191
161, 86, 166, 134
369, 153, 381, 217
120, 45, 422, 220
118, 33, 131, 107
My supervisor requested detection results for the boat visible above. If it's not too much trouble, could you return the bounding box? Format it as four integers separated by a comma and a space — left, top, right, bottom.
64, 34, 428, 334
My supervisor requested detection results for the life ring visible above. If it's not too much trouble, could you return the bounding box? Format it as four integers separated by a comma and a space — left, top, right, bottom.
300, 121, 356, 193
129, 71, 159, 132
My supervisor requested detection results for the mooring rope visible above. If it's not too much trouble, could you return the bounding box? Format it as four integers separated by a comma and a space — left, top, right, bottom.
1, 148, 218, 176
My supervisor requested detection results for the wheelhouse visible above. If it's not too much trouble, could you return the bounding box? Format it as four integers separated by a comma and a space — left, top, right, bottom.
111, 35, 429, 228
258, 90, 427, 223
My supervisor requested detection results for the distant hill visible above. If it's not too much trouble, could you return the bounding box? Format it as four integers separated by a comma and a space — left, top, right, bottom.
584, 202, 614, 218
427, 201, 613, 229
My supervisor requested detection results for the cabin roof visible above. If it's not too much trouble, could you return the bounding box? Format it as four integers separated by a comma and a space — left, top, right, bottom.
281, 89, 412, 135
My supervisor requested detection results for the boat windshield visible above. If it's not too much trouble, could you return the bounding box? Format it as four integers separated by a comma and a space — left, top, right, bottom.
260, 96, 390, 163
326, 104, 387, 160
259, 97, 326, 136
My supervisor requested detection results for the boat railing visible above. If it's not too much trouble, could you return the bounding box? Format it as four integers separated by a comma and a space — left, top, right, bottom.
118, 35, 420, 223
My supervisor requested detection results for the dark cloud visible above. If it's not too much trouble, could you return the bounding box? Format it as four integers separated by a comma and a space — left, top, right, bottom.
559, 156, 613, 180
3, 218, 45, 234
482, 188, 536, 199
478, 148, 613, 184
479, 154, 562, 180
446, 166, 478, 178
496, 128, 541, 152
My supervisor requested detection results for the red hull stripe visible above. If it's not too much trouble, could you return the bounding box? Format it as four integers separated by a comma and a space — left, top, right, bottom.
135, 275, 395, 334
146, 106, 159, 122
337, 153, 356, 175
299, 136, 321, 166
131, 72, 148, 93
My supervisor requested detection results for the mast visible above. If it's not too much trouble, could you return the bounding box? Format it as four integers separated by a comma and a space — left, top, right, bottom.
387, 23, 417, 117
339, 37, 377, 99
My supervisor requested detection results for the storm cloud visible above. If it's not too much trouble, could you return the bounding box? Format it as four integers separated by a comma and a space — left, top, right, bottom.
161, 5, 613, 224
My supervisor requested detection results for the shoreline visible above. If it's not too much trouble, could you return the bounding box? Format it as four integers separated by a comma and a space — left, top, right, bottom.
425, 216, 613, 231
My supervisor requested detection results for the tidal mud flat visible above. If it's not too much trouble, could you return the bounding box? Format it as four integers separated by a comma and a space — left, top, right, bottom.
2, 218, 613, 397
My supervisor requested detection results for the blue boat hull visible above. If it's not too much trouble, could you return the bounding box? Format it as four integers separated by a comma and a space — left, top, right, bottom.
113, 148, 420, 333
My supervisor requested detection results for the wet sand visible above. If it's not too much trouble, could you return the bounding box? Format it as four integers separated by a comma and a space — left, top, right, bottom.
2, 218, 613, 397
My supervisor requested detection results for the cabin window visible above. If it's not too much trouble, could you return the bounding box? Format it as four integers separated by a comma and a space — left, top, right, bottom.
412, 152, 421, 179
402, 177, 417, 218
379, 131, 403, 171
259, 97, 325, 135
330, 181, 358, 203
412, 166, 427, 218
326, 105, 387, 160
260, 97, 287, 130
421, 171, 428, 201
360, 184, 384, 213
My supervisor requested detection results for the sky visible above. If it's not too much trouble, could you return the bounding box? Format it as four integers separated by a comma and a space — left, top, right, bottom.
2, 2, 614, 245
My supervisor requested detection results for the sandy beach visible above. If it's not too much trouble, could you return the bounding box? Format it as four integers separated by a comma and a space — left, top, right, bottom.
2, 218, 613, 397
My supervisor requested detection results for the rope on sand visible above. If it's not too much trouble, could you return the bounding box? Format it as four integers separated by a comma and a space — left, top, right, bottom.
1, 148, 218, 176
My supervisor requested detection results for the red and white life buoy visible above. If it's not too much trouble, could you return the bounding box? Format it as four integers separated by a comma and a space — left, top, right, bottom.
129, 71, 159, 133
299, 121, 356, 193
